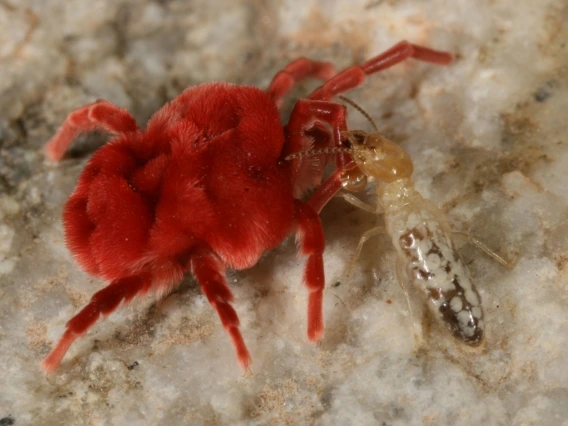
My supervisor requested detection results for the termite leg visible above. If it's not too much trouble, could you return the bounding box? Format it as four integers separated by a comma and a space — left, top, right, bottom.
452, 232, 516, 268
395, 257, 424, 350
345, 226, 386, 278
341, 193, 382, 214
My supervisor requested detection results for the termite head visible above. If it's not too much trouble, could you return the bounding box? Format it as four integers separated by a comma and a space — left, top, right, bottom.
338, 96, 413, 184
284, 97, 414, 188
342, 130, 413, 183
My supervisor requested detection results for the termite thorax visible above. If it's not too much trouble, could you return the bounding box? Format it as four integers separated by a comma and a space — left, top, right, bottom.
376, 178, 418, 210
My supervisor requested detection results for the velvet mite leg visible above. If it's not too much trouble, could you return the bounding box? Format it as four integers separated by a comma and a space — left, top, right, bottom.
266, 57, 336, 107
308, 41, 453, 101
287, 99, 348, 162
302, 42, 453, 211
190, 250, 252, 370
41, 275, 152, 373
44, 99, 139, 161
307, 169, 344, 214
286, 99, 352, 206
293, 200, 326, 341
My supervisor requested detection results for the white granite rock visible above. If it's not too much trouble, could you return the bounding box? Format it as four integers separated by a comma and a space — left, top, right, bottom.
1, 0, 567, 425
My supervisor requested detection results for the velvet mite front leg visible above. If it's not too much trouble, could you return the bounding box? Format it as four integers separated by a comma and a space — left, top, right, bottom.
296, 41, 453, 212
266, 56, 336, 107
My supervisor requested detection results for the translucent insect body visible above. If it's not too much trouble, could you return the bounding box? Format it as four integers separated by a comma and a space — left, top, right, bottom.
347, 130, 485, 344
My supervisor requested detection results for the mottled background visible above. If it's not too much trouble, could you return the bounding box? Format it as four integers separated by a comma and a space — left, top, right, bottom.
1, 0, 567, 425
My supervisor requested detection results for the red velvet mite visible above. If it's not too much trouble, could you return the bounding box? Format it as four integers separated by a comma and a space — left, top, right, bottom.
42, 41, 452, 373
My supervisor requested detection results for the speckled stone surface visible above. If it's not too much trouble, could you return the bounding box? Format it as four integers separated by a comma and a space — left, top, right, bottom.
1, 1, 567, 425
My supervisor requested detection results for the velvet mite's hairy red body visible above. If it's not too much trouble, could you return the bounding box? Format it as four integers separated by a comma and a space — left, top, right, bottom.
42, 41, 452, 373
65, 85, 294, 278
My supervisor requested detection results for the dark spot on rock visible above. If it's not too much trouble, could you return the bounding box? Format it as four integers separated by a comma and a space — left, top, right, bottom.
533, 88, 550, 102
319, 387, 334, 409
533, 81, 556, 102
57, 391, 74, 399
0, 416, 15, 426
127, 361, 139, 370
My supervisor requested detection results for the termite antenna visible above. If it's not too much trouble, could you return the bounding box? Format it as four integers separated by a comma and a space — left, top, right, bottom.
285, 147, 352, 161
337, 95, 379, 133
